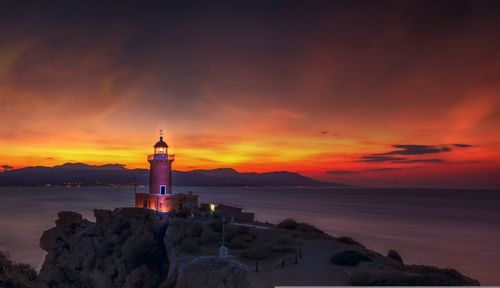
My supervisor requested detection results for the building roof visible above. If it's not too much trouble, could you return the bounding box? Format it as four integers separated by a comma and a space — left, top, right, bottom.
154, 136, 168, 148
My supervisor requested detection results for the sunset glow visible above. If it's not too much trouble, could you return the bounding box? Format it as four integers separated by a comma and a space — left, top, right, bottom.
1, 1, 499, 188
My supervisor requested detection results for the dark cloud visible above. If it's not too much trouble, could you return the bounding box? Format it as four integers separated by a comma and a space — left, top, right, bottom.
359, 155, 408, 162
399, 159, 444, 163
453, 143, 473, 148
359, 144, 452, 163
359, 155, 445, 163
368, 167, 405, 172
326, 167, 405, 174
326, 170, 358, 175
385, 145, 451, 155
320, 131, 339, 136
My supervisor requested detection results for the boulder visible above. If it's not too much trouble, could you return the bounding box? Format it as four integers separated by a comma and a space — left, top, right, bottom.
40, 211, 92, 251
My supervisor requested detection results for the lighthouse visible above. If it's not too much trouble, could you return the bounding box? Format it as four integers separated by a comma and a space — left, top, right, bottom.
148, 135, 174, 195
135, 132, 198, 214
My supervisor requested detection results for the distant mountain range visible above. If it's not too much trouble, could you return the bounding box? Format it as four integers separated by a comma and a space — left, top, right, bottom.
0, 163, 344, 187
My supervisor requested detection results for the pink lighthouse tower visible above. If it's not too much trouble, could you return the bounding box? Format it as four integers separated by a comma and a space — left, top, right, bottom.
148, 131, 175, 195
135, 131, 175, 212
136, 131, 198, 213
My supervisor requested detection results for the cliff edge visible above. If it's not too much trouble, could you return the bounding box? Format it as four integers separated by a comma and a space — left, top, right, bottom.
38, 208, 250, 288
22, 208, 480, 287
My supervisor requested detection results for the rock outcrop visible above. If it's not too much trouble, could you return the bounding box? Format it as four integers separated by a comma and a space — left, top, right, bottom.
38, 208, 250, 288
35, 208, 479, 287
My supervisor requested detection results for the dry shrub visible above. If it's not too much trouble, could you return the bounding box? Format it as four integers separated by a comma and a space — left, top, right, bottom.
296, 222, 323, 233
0, 250, 38, 288
330, 250, 371, 266
277, 219, 298, 230
337, 236, 364, 247
387, 249, 404, 263
277, 219, 323, 234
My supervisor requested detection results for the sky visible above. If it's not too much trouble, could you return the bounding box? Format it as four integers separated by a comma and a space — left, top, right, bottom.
0, 0, 499, 188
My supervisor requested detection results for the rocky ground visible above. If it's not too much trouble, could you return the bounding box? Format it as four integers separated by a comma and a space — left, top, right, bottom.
0, 208, 480, 287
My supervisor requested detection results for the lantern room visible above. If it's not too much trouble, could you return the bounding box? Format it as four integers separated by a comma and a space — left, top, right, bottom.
154, 136, 168, 155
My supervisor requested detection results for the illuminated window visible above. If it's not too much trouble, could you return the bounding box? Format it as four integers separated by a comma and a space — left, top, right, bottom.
155, 147, 166, 154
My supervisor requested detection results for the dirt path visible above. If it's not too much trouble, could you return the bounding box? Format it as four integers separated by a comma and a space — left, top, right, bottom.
247, 239, 351, 287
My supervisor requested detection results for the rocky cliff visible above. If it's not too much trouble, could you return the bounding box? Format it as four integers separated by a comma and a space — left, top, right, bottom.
19, 208, 479, 287
38, 208, 250, 288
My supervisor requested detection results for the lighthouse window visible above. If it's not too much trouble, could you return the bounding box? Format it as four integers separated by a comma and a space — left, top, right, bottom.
155, 147, 166, 154
160, 185, 166, 195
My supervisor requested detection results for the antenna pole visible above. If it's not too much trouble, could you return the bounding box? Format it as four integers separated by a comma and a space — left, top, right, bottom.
222, 216, 225, 246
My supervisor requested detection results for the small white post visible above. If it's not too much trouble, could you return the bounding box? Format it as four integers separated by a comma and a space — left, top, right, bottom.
219, 216, 228, 258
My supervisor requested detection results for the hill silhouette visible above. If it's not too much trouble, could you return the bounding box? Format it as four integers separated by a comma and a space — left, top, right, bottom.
0, 163, 343, 187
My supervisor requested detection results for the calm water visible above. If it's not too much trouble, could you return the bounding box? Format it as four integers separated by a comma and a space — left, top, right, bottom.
0, 187, 499, 284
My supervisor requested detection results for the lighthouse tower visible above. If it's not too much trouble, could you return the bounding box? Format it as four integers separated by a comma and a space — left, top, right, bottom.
148, 135, 174, 195
135, 132, 198, 214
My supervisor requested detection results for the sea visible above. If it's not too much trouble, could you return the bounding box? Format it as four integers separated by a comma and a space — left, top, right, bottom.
0, 186, 499, 284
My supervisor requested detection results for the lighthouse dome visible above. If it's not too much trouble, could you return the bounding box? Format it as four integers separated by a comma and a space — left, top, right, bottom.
154, 136, 168, 148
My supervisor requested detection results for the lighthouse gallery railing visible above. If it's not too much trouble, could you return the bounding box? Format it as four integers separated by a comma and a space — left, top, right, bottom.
148, 154, 175, 161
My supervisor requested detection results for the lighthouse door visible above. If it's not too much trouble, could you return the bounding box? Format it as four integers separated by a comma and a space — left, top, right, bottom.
160, 185, 166, 195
